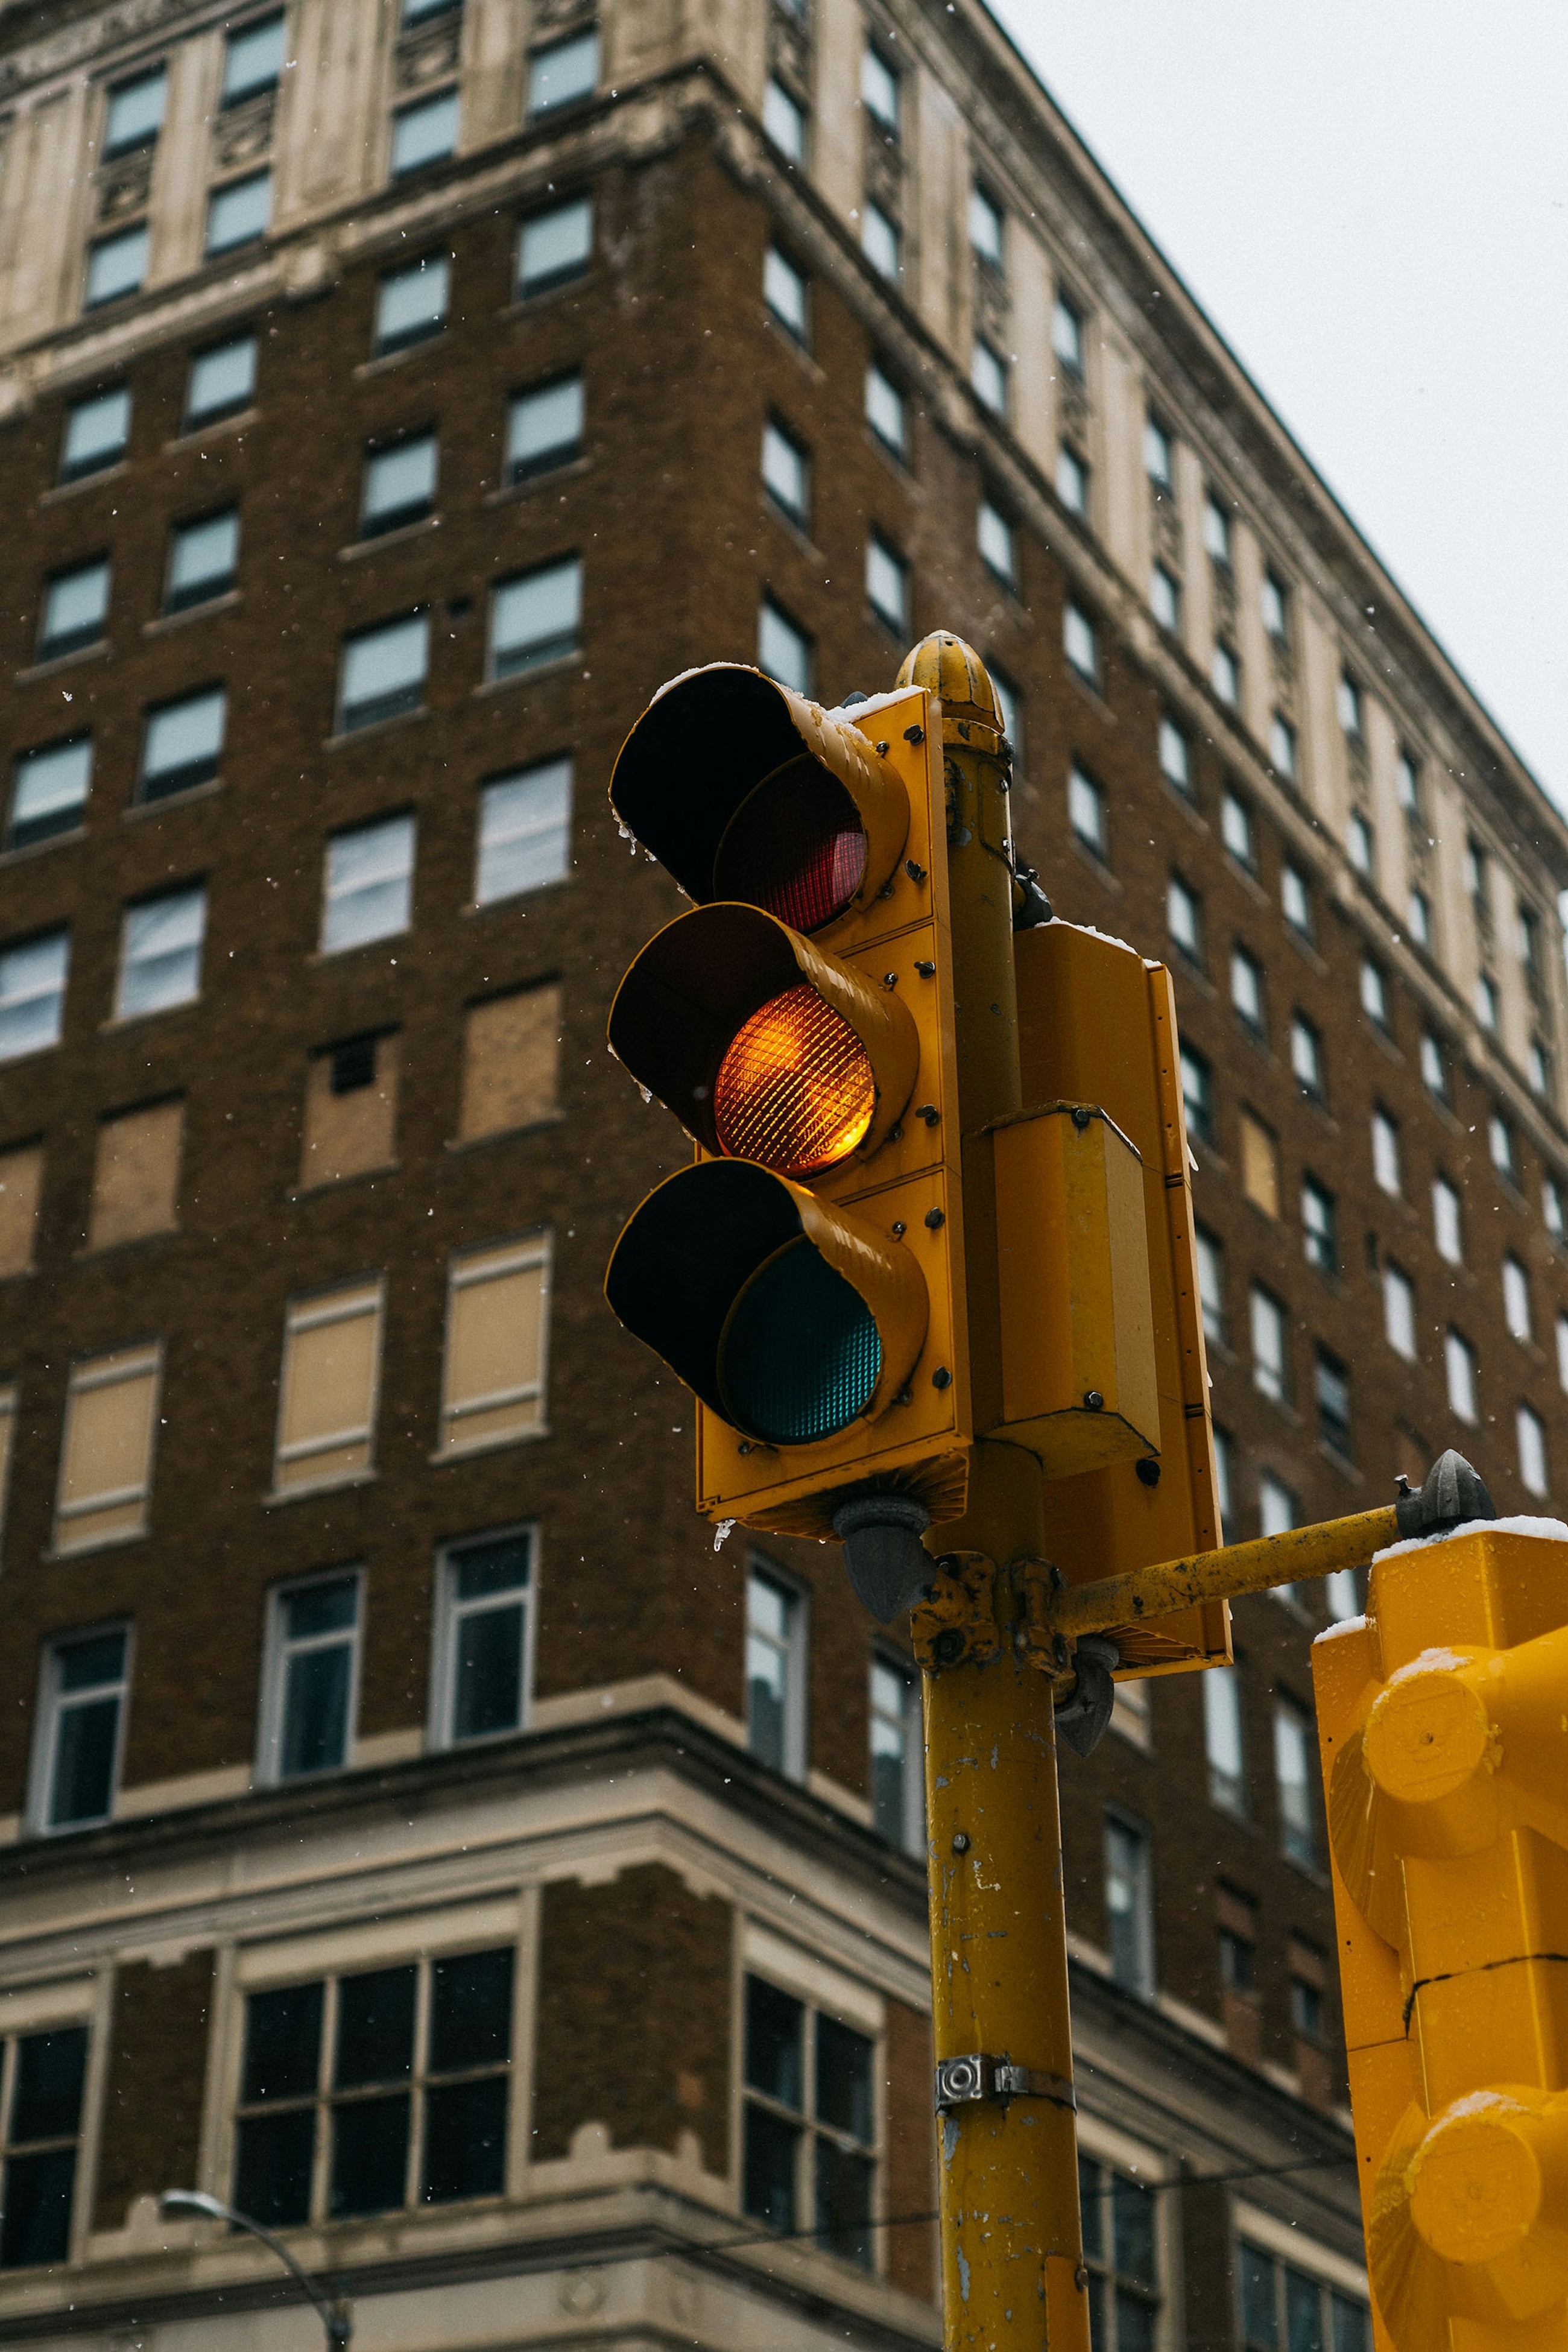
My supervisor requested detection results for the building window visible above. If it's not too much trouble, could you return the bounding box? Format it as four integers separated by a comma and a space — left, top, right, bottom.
1104, 1815, 1154, 1996
186, 332, 257, 427
1052, 290, 1084, 375
1259, 1472, 1296, 1541
1150, 564, 1180, 631
1064, 602, 1099, 685
528, 27, 598, 115
85, 226, 149, 309
1078, 2154, 1160, 2349
476, 760, 571, 905
759, 598, 811, 693
1144, 413, 1173, 488
1279, 867, 1311, 943
1261, 569, 1289, 640
0, 931, 69, 1061
1316, 1347, 1351, 1456
29, 1625, 130, 1833
865, 536, 908, 633
458, 982, 561, 1143
865, 362, 906, 460
1325, 1569, 1364, 1624
258, 1572, 362, 1782
1359, 957, 1388, 1029
1347, 809, 1374, 877
742, 1976, 874, 2263
973, 339, 1009, 417
273, 1278, 384, 1496
1337, 669, 1364, 739
375, 253, 449, 354
1250, 1286, 1288, 1402
1503, 1254, 1532, 1342
1230, 945, 1265, 1034
1274, 1699, 1316, 1865
8, 739, 91, 850
1301, 1176, 1337, 1274
1290, 1014, 1323, 1101
1219, 790, 1253, 868
762, 418, 809, 525
223, 13, 285, 106
37, 558, 110, 662
763, 77, 805, 162
338, 610, 429, 731
1180, 1044, 1212, 1146
206, 170, 272, 256
1158, 715, 1190, 795
54, 1342, 160, 1553
978, 499, 1017, 588
1371, 1108, 1400, 1197
438, 1234, 553, 1455
508, 375, 584, 483
1241, 2243, 1368, 2352
1203, 493, 1231, 566
763, 244, 808, 341
990, 666, 1021, 761
0, 1153, 39, 1279
391, 87, 457, 177
104, 66, 166, 157
1546, 1177, 1566, 1244
1529, 1038, 1554, 1100
1421, 1031, 1449, 1102
434, 1526, 533, 1745
1475, 972, 1500, 1031
1517, 1403, 1549, 1498
512, 203, 590, 306
1396, 747, 1422, 814
361, 432, 437, 537
1408, 886, 1432, 949
1446, 1328, 1479, 1422
1432, 1175, 1462, 1265
0, 2022, 90, 2268
1211, 640, 1240, 709
1213, 1426, 1235, 1542
870, 1655, 922, 1856
969, 183, 1004, 268
1203, 1665, 1245, 1814
116, 885, 205, 1020
747, 1563, 806, 1780
1193, 1226, 1224, 1344
320, 815, 414, 955
1068, 765, 1107, 859
1055, 444, 1089, 516
1166, 874, 1201, 964
1239, 1110, 1279, 1216
164, 508, 239, 612
1383, 1263, 1416, 1361
60, 385, 130, 482
1490, 1111, 1517, 1183
861, 203, 901, 281
488, 556, 581, 680
233, 1944, 513, 2225
140, 685, 226, 802
861, 43, 899, 134
1269, 712, 1297, 780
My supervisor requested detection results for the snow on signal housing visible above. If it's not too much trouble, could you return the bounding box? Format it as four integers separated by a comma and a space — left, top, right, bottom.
607, 903, 919, 1178
608, 665, 910, 935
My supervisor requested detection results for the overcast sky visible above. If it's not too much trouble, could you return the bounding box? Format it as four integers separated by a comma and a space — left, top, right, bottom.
986, 0, 1568, 816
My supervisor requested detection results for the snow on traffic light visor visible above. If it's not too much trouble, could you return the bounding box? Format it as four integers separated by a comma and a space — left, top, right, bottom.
608, 665, 910, 934
604, 1160, 928, 1446
608, 903, 918, 1179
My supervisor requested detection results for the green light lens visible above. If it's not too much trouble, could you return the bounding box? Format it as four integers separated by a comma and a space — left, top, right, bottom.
718, 1238, 882, 1444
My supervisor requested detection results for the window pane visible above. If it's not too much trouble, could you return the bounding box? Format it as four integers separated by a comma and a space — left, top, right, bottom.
391, 88, 457, 175
490, 558, 581, 678
1112, 2176, 1155, 2286
280, 1642, 352, 1777
9, 740, 91, 849
815, 2139, 873, 2266
224, 14, 285, 103
1331, 2296, 1368, 2352
742, 2104, 799, 2232
167, 510, 239, 607
1204, 1666, 1245, 1812
284, 1577, 358, 1642
476, 761, 572, 902
747, 1632, 786, 1768
758, 599, 810, 691
106, 68, 166, 155
377, 254, 449, 350
48, 1691, 121, 1827
0, 2148, 77, 2268
816, 2016, 872, 2143
11, 2028, 87, 2143
1242, 2245, 1279, 2347
40, 560, 110, 657
423, 2074, 507, 2201
764, 78, 805, 161
508, 376, 584, 479
329, 2091, 409, 2216
363, 435, 437, 533
529, 30, 598, 113
142, 687, 226, 800
454, 1599, 525, 1739
0, 931, 68, 1060
429, 1947, 514, 2074
206, 170, 272, 254
86, 226, 148, 308
244, 1981, 323, 2102
1275, 1706, 1315, 1865
519, 200, 592, 294
335, 1966, 416, 2088
765, 247, 806, 337
862, 203, 900, 280
187, 335, 257, 425
118, 887, 204, 1017
1286, 2268, 1324, 2352
1117, 2287, 1157, 2352
745, 1977, 803, 2107
235, 2109, 315, 2228
62, 387, 130, 478
340, 613, 428, 729
866, 364, 905, 457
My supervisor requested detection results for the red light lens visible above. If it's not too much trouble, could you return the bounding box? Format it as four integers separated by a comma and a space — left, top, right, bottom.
713, 759, 867, 933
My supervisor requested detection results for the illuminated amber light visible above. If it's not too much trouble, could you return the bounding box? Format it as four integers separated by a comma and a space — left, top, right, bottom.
713, 983, 874, 1177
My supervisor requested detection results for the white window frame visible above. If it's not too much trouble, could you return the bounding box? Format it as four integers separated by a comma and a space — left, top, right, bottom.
272, 1277, 385, 1496
475, 759, 572, 906
27, 1622, 132, 1836
430, 1523, 538, 1750
437, 1231, 554, 1458
1102, 1810, 1154, 1997
256, 1567, 365, 1786
746, 1557, 808, 1784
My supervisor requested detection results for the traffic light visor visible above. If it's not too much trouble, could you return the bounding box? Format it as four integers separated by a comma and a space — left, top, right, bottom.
609, 666, 909, 931
605, 1159, 928, 1444
607, 903, 918, 1176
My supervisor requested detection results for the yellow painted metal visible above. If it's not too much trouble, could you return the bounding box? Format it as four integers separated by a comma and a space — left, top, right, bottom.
1042, 1503, 1401, 1645
990, 1103, 1159, 1474
898, 631, 1091, 2352
1314, 1524, 1568, 2350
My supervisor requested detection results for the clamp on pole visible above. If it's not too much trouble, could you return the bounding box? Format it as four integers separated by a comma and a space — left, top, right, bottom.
934, 2055, 1077, 2114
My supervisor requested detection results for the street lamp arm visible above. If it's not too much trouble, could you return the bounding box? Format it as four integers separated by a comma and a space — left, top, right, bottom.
158, 2189, 352, 2349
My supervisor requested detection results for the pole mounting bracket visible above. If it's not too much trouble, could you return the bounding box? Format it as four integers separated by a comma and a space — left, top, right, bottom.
934, 2054, 1077, 2113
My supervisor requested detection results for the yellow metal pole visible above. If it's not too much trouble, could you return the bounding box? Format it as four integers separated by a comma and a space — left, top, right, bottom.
1041, 1504, 1400, 1645
897, 634, 1090, 2352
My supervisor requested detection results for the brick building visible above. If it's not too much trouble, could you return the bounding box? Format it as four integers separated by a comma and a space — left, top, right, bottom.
0, 0, 1561, 2347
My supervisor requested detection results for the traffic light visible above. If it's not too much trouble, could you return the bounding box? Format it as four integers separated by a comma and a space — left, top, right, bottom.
1313, 1511, 1568, 2350
603, 664, 973, 1573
